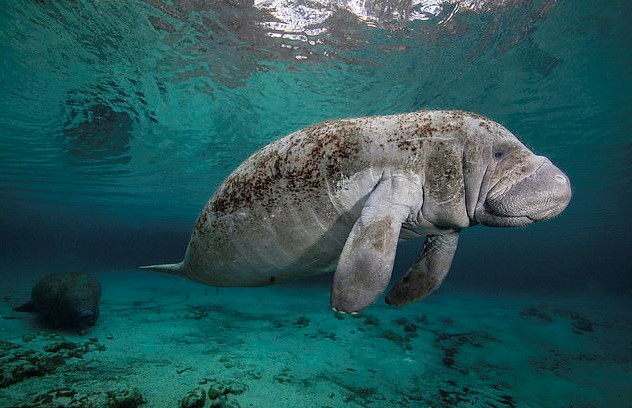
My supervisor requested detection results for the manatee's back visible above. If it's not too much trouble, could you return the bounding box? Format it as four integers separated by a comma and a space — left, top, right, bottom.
182, 118, 386, 285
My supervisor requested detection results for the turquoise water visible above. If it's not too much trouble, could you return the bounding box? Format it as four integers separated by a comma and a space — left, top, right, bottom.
0, 1, 631, 407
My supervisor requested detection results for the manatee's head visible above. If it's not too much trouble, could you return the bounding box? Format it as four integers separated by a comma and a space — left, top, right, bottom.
74, 305, 99, 329
474, 132, 571, 227
61, 273, 101, 330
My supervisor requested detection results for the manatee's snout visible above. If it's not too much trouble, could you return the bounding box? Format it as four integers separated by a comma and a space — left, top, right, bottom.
479, 159, 571, 226
514, 160, 572, 221
76, 307, 98, 328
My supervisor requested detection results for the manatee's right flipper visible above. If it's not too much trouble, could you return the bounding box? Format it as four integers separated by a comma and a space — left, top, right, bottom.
386, 232, 459, 307
13, 300, 37, 313
331, 171, 423, 313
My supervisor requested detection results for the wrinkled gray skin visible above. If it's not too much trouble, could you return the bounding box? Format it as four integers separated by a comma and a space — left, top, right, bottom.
14, 272, 101, 330
143, 110, 571, 313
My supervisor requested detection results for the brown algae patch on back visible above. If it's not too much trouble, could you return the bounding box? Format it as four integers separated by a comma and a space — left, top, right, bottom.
209, 120, 364, 215
207, 110, 490, 218
425, 142, 465, 204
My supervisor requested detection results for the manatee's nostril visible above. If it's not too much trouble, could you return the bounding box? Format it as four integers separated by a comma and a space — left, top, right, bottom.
555, 174, 567, 184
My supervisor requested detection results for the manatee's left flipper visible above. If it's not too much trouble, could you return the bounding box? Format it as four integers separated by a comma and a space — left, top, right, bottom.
331, 171, 423, 313
386, 232, 459, 307
13, 300, 38, 313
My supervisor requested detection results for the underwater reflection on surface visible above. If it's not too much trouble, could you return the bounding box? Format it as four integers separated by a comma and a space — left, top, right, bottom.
63, 100, 134, 165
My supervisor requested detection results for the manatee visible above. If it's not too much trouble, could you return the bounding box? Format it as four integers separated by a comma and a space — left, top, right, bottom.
14, 272, 101, 329
142, 110, 571, 313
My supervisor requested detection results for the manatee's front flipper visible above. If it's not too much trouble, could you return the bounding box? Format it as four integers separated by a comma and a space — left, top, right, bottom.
13, 300, 37, 313
331, 172, 423, 313
386, 232, 459, 307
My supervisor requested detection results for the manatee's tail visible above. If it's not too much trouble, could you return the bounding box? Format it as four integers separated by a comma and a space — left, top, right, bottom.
139, 262, 184, 276
13, 300, 37, 313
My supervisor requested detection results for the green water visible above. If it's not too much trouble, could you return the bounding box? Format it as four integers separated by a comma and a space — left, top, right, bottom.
0, 1, 631, 406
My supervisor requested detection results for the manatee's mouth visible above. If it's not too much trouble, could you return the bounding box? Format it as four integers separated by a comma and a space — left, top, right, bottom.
476, 202, 533, 227
524, 206, 562, 222
477, 202, 556, 227
476, 160, 571, 227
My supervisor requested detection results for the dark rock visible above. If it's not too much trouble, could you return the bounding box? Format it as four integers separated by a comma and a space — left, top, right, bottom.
227, 379, 247, 395
208, 378, 248, 399
274, 368, 293, 384
208, 381, 228, 400
44, 341, 78, 353
180, 387, 206, 408
1, 360, 44, 388
11, 386, 145, 408
106, 387, 145, 408
0, 339, 20, 353
0, 339, 76, 388
15, 388, 79, 407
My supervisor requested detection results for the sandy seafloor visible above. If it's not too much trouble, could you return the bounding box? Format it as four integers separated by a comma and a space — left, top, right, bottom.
1, 270, 630, 408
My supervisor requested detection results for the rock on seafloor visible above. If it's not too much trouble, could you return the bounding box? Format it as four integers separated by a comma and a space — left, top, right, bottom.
180, 387, 206, 408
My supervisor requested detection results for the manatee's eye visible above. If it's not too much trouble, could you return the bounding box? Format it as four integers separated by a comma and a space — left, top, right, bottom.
494, 151, 504, 159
